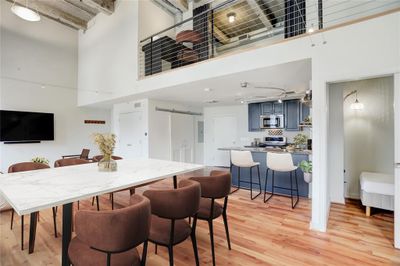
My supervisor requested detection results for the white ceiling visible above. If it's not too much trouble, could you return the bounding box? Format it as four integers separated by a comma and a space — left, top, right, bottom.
145, 59, 311, 107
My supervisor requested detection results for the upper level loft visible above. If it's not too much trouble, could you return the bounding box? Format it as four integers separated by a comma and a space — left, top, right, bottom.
139, 0, 400, 78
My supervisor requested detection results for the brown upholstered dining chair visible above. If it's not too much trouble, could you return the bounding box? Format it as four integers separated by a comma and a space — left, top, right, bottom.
92, 155, 123, 162
190, 170, 232, 266
68, 194, 151, 266
62, 148, 90, 160
8, 162, 58, 250
54, 158, 101, 211
143, 179, 201, 266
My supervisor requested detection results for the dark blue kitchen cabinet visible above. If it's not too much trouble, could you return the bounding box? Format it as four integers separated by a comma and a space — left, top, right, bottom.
248, 103, 261, 131
261, 101, 283, 115
300, 102, 310, 123
273, 102, 284, 114
285, 100, 300, 131
261, 102, 273, 115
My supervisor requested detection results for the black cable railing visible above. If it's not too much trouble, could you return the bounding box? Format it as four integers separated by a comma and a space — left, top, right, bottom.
139, 0, 400, 78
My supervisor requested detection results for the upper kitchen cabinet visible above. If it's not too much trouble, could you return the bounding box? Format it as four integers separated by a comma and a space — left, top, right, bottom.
248, 103, 262, 131
261, 101, 283, 115
285, 100, 300, 131
300, 102, 311, 123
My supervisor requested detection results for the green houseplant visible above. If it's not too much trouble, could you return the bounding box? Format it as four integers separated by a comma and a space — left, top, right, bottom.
293, 133, 308, 149
31, 157, 49, 166
299, 160, 312, 183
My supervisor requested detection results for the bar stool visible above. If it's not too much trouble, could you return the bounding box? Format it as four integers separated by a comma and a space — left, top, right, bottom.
230, 150, 262, 200
264, 152, 299, 209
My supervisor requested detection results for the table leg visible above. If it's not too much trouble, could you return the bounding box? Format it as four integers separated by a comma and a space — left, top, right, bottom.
28, 212, 38, 253
173, 175, 177, 189
62, 203, 73, 266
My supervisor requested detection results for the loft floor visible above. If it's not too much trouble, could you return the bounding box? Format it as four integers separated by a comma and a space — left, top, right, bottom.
0, 168, 398, 265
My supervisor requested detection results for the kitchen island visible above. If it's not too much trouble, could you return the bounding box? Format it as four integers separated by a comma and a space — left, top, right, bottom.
219, 147, 311, 197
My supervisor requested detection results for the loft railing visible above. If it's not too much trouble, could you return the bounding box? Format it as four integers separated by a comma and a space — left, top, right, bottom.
139, 0, 400, 78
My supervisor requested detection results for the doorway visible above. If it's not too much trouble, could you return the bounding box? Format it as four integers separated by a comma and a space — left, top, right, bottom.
328, 75, 397, 246
118, 112, 146, 159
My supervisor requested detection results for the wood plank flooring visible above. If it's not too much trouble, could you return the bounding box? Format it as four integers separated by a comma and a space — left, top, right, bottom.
1, 168, 399, 265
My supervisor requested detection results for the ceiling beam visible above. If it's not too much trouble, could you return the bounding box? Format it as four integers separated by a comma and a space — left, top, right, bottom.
9, 0, 87, 30
213, 23, 230, 45
246, 0, 272, 29
80, 0, 114, 15
167, 0, 188, 12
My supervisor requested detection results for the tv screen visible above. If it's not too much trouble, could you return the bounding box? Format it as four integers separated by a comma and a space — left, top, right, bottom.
0, 110, 54, 142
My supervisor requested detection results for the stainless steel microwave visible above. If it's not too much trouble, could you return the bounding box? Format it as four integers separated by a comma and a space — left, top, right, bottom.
260, 114, 284, 129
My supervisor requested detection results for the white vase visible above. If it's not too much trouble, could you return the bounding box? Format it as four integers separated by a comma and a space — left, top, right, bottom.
304, 172, 312, 183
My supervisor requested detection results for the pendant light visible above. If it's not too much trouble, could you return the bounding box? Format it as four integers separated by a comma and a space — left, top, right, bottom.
344, 90, 364, 110
11, 0, 41, 22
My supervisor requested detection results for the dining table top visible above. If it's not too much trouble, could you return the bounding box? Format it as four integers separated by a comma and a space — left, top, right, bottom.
0, 158, 204, 215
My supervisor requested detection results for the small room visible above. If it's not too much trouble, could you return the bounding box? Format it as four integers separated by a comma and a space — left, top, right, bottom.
328, 76, 395, 228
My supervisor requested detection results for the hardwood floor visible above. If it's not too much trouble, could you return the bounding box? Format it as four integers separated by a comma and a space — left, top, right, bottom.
1, 168, 399, 265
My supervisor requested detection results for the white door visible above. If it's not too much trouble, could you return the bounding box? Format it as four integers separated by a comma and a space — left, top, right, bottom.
119, 112, 145, 159
394, 73, 400, 249
213, 116, 237, 167
170, 113, 195, 163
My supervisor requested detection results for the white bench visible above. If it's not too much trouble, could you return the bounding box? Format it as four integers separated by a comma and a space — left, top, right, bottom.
360, 172, 394, 216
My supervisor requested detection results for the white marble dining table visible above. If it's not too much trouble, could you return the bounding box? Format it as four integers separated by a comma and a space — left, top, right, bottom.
0, 158, 203, 266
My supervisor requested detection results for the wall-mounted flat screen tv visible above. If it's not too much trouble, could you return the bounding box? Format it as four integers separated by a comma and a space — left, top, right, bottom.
0, 110, 54, 142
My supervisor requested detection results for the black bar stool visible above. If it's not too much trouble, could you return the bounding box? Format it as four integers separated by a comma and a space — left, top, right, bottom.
264, 152, 299, 208
230, 150, 262, 200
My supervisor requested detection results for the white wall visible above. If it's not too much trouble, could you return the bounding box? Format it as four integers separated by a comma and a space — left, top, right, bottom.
343, 77, 394, 198
0, 1, 111, 172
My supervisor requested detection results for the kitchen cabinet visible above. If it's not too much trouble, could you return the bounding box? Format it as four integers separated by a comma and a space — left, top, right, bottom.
248, 103, 261, 132
285, 100, 300, 131
300, 102, 310, 123
261, 101, 283, 115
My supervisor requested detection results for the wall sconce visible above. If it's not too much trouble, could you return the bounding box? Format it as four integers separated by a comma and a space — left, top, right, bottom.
344, 90, 364, 110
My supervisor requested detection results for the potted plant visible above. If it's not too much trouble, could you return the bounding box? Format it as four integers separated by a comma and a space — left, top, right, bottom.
293, 133, 308, 150
31, 157, 49, 166
93, 133, 117, 172
299, 160, 312, 183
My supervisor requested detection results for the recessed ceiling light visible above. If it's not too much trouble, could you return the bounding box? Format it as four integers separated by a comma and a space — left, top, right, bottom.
240, 100, 245, 104
277, 98, 283, 103
308, 28, 315, 33
11, 2, 40, 22
227, 12, 236, 23
204, 88, 212, 92
205, 100, 218, 104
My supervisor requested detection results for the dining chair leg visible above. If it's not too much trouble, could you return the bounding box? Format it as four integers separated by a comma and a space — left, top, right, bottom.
190, 218, 200, 266
21, 215, 24, 250
77, 201, 80, 210
96, 196, 100, 211
111, 193, 114, 210
52, 207, 58, 238
167, 245, 174, 266
141, 241, 148, 266
91, 197, 95, 206
250, 167, 253, 200
10, 209, 14, 230
230, 165, 239, 194
208, 220, 216, 266
222, 211, 231, 250
155, 244, 158, 254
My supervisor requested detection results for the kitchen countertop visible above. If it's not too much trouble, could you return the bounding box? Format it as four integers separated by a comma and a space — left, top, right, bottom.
218, 147, 312, 155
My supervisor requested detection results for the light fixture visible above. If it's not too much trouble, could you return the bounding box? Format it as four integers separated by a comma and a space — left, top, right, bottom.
350, 99, 364, 110
344, 90, 364, 110
277, 98, 283, 103
227, 12, 236, 23
11, 1, 40, 22
308, 24, 315, 33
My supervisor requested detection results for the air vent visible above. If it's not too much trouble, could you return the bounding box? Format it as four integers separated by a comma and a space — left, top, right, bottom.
238, 34, 249, 41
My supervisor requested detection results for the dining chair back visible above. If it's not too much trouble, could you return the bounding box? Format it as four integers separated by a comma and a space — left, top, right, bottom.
92, 155, 123, 162
190, 171, 232, 266
68, 194, 151, 266
143, 179, 201, 266
54, 158, 90, 168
